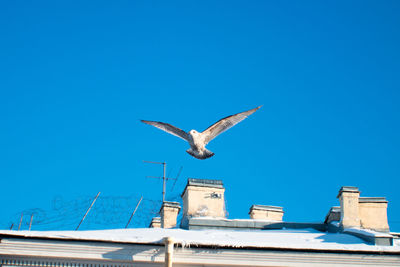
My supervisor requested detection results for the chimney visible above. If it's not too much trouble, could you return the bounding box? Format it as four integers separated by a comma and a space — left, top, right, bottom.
249, 205, 284, 221
181, 178, 226, 220
149, 217, 161, 228
336, 187, 390, 232
358, 197, 389, 232
160, 201, 181, 229
337, 186, 361, 228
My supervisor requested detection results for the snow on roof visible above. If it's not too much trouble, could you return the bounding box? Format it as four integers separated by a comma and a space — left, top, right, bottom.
0, 228, 399, 253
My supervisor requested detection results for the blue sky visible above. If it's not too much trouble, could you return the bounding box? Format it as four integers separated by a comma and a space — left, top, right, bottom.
1, 1, 399, 231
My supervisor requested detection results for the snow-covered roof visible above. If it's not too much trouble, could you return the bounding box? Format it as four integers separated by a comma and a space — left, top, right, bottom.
1, 228, 399, 253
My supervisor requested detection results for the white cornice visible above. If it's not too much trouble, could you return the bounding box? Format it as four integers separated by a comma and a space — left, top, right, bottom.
1, 237, 400, 266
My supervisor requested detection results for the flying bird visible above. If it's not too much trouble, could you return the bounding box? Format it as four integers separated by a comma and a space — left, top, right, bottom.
141, 106, 261, 160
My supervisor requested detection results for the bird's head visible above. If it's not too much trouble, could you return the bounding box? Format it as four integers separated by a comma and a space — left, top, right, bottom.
189, 130, 199, 136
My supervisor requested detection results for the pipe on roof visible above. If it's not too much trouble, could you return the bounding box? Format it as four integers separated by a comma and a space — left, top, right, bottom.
164, 237, 175, 267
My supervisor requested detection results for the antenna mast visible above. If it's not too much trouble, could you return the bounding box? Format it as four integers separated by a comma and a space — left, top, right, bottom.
144, 161, 168, 201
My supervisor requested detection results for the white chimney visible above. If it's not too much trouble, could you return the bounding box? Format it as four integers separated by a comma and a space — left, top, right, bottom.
358, 197, 389, 232
160, 201, 181, 229
181, 179, 226, 219
337, 186, 361, 228
337, 186, 390, 232
149, 217, 161, 228
249, 205, 284, 221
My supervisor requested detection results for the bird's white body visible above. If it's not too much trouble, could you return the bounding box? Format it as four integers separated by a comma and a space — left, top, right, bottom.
187, 130, 214, 159
141, 106, 261, 160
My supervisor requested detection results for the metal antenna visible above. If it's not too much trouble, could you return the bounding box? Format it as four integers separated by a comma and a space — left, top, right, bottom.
76, 192, 100, 231
125, 196, 143, 228
144, 161, 177, 202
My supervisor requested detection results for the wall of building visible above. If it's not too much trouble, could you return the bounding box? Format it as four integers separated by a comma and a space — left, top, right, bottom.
1, 236, 399, 267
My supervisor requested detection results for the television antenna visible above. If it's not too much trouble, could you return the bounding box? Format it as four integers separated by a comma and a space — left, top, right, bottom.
143, 161, 183, 202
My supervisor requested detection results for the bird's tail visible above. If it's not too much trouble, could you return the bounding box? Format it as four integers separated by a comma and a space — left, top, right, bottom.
201, 149, 215, 159
186, 148, 215, 160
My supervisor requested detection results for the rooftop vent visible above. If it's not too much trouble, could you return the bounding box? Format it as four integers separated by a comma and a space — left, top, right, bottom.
324, 206, 341, 224
249, 205, 284, 221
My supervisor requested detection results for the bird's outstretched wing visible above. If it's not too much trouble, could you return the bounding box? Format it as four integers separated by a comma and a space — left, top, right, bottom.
202, 106, 261, 144
141, 120, 189, 141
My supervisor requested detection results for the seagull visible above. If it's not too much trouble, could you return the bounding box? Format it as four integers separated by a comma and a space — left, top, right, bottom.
141, 106, 261, 160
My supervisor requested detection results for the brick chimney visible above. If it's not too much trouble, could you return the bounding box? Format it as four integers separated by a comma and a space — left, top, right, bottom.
336, 186, 390, 232
181, 178, 226, 220
249, 205, 284, 221
337, 186, 361, 228
149, 217, 161, 228
160, 201, 181, 228
358, 197, 389, 232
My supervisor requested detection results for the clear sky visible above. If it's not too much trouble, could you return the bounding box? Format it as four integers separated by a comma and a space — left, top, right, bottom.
1, 1, 399, 231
